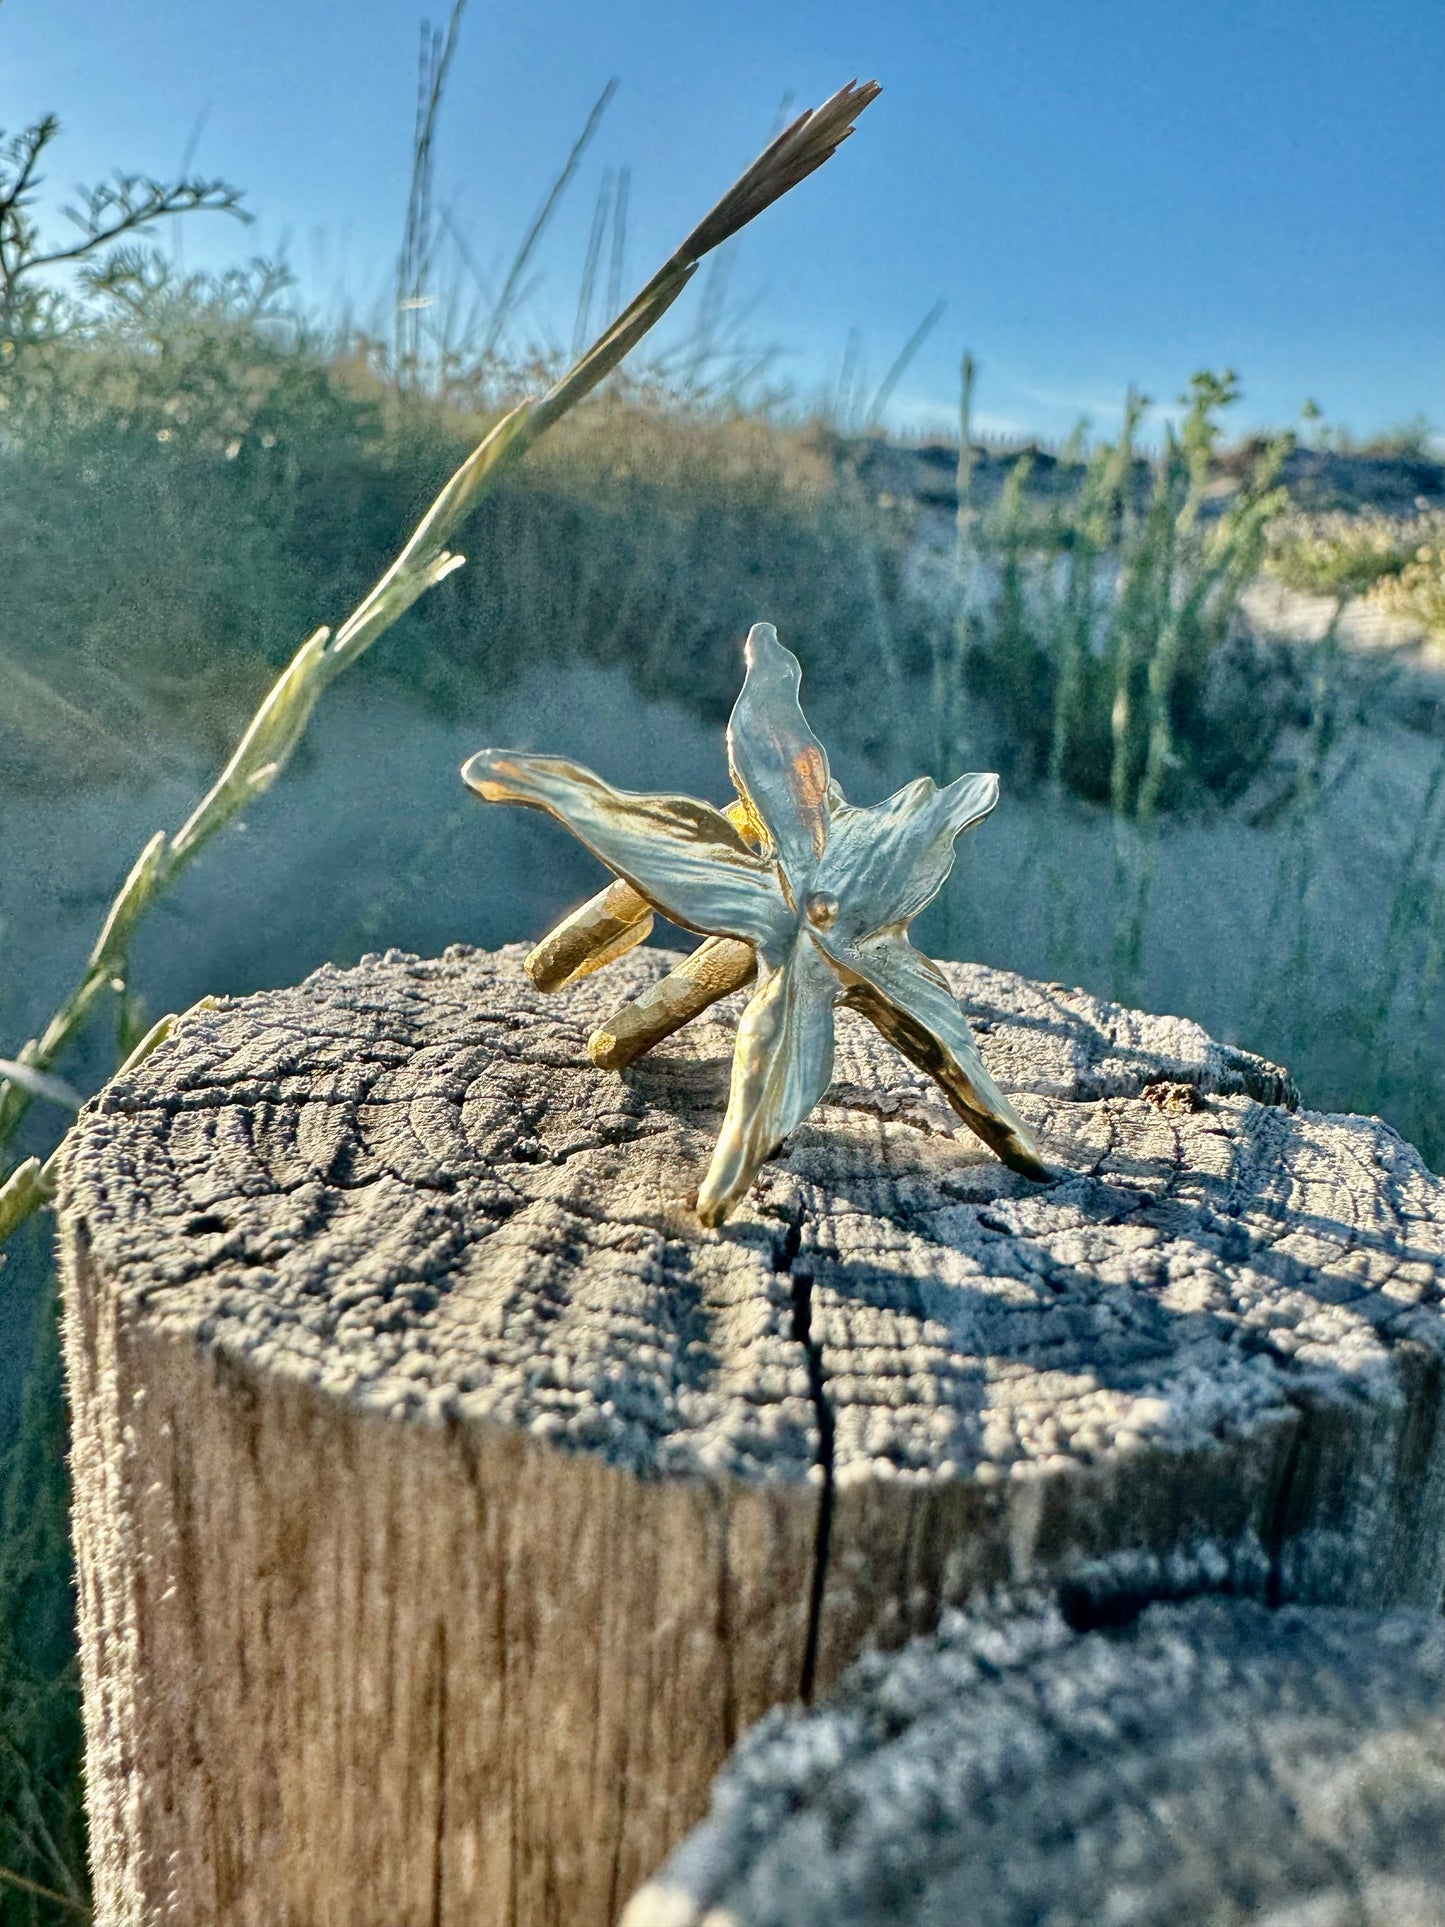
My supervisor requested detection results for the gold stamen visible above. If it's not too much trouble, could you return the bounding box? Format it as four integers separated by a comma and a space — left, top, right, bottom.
588, 937, 757, 1070
525, 879, 654, 992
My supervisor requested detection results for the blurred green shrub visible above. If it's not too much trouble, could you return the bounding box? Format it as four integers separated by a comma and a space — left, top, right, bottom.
1268, 507, 1445, 636
950, 373, 1293, 817
0, 251, 935, 791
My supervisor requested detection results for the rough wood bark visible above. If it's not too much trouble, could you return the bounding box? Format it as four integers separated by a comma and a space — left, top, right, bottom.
56, 943, 1445, 1927
623, 1596, 1445, 1927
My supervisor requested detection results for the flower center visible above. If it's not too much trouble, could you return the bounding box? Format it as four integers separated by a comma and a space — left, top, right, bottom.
804, 890, 839, 930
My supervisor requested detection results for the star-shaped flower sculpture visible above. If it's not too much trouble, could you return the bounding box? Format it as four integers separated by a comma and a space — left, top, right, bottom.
462, 622, 1054, 1225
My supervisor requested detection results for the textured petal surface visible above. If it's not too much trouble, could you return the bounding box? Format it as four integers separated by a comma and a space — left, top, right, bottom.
462, 750, 788, 949
817, 771, 999, 944
726, 624, 832, 897
826, 929, 1053, 1180
696, 937, 839, 1226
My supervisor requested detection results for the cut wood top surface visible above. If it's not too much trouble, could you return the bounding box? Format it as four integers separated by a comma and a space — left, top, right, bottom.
58, 943, 1444, 1497
624, 1595, 1445, 1927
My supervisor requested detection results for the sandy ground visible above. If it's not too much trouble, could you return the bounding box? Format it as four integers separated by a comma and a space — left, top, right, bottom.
2, 652, 1439, 1093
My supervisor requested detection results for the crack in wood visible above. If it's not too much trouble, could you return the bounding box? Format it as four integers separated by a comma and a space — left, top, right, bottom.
769, 1204, 836, 1706
54, 945, 1445, 1927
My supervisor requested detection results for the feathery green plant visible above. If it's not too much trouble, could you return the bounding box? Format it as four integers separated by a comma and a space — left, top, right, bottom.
927, 347, 980, 786
0, 112, 247, 353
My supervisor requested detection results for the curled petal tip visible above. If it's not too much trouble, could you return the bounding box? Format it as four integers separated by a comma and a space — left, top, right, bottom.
694, 1165, 732, 1228
461, 749, 530, 804
744, 620, 795, 675
941, 769, 1000, 828
460, 749, 501, 791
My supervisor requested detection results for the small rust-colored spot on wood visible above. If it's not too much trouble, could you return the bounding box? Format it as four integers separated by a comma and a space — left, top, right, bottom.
1143, 1079, 1207, 1115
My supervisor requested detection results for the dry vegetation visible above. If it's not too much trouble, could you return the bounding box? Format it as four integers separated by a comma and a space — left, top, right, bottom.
1, 42, 1442, 1923
1268, 506, 1445, 634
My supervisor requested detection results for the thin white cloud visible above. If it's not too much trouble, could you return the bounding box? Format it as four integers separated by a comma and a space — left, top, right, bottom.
885, 391, 1032, 441
1015, 381, 1131, 421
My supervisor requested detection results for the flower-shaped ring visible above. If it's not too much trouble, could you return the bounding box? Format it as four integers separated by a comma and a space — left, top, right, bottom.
463, 622, 1054, 1225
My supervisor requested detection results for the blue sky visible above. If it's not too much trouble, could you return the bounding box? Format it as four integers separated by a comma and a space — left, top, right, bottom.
4, 0, 1441, 444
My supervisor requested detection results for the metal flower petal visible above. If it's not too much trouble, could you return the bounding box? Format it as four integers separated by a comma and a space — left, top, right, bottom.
461, 750, 790, 949
816, 770, 999, 945
696, 938, 839, 1227
726, 621, 832, 891
830, 929, 1053, 1181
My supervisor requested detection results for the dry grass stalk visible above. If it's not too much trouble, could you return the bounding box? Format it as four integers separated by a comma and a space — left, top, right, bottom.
0, 79, 880, 1242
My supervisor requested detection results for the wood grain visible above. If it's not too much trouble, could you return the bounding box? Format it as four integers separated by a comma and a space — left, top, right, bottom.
625, 1595, 1445, 1927
56, 944, 1445, 1925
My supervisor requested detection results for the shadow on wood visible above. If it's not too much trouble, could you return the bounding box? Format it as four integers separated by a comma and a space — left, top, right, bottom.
56, 945, 1445, 1925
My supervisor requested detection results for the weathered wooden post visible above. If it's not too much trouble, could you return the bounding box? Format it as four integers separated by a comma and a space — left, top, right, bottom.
624, 1596, 1445, 1926
57, 943, 1445, 1926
